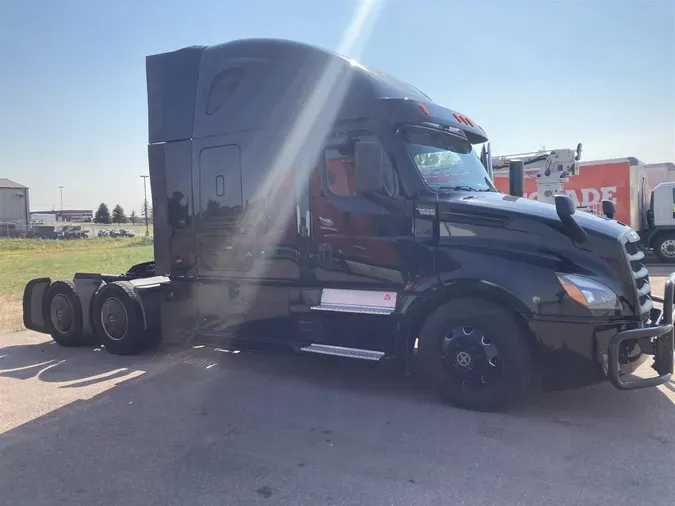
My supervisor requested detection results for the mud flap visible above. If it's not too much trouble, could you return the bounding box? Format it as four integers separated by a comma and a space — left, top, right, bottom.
127, 276, 179, 344
22, 278, 51, 333
73, 277, 106, 342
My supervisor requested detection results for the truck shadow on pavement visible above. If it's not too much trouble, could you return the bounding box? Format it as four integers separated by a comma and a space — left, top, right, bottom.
0, 340, 154, 388
1, 335, 673, 420
1, 334, 674, 505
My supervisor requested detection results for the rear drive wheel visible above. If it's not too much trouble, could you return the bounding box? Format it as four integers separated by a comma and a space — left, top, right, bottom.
43, 281, 84, 347
417, 298, 540, 412
654, 233, 675, 263
92, 281, 146, 355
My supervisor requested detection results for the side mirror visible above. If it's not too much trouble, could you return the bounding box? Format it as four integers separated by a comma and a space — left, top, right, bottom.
555, 194, 588, 243
601, 199, 616, 220
555, 194, 576, 219
355, 142, 384, 195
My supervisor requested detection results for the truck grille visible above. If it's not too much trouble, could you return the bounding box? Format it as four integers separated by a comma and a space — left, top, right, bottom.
622, 231, 652, 321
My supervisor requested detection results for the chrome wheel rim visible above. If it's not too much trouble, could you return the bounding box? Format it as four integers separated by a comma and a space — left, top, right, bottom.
50, 294, 73, 334
661, 240, 675, 258
440, 326, 501, 388
100, 297, 128, 341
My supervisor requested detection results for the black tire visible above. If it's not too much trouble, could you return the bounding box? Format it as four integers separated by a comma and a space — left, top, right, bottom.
417, 297, 540, 412
43, 281, 85, 347
92, 281, 146, 355
654, 233, 675, 263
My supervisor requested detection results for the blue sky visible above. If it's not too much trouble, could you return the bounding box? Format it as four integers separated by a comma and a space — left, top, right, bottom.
1, 0, 673, 213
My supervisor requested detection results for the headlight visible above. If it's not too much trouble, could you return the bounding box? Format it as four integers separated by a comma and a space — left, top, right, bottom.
556, 273, 621, 311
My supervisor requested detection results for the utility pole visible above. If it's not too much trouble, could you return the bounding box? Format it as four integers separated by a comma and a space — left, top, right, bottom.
57, 186, 64, 221
140, 175, 150, 236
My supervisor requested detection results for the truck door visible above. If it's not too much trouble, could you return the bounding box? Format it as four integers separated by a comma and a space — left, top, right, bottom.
193, 139, 296, 341
306, 131, 416, 352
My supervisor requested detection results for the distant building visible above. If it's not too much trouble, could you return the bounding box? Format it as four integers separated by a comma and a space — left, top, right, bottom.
0, 178, 30, 233
30, 212, 58, 224
30, 209, 93, 223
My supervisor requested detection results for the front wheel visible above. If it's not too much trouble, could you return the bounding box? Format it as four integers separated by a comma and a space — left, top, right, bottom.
654, 233, 675, 263
417, 298, 540, 412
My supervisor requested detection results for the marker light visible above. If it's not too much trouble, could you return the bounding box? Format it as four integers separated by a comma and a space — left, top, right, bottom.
419, 104, 430, 115
452, 112, 474, 127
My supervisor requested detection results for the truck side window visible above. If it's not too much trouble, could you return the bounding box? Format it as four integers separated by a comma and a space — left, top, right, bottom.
323, 139, 399, 199
206, 67, 246, 115
325, 148, 357, 197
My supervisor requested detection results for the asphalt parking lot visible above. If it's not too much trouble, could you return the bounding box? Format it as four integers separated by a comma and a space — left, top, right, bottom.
1, 270, 674, 505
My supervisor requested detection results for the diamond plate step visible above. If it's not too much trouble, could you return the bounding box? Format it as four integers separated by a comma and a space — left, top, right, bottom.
310, 303, 393, 315
299, 344, 385, 361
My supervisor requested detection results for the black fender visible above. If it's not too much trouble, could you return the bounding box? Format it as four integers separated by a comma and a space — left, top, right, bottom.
125, 261, 156, 278
397, 275, 536, 367
439, 278, 533, 318
90, 276, 169, 333
439, 278, 537, 350
395, 275, 445, 366
22, 278, 51, 333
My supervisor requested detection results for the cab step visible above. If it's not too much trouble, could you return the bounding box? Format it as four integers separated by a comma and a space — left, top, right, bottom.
309, 288, 397, 315
300, 344, 385, 361
310, 303, 393, 315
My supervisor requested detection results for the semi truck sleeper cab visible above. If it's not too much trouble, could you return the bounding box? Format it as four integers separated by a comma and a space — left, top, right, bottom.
22, 39, 674, 411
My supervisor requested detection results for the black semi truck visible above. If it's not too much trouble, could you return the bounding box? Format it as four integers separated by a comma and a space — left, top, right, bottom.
23, 39, 674, 411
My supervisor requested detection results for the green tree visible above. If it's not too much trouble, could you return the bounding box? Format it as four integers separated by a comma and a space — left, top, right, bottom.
94, 203, 111, 224
112, 204, 127, 224
129, 210, 137, 225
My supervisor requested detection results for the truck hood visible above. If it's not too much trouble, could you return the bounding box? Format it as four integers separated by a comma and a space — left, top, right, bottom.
440, 191, 630, 238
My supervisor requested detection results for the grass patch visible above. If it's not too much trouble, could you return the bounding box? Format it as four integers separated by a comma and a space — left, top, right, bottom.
0, 238, 153, 334
0, 236, 152, 253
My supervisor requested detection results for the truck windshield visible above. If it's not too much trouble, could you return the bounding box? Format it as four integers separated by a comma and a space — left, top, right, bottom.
400, 125, 495, 192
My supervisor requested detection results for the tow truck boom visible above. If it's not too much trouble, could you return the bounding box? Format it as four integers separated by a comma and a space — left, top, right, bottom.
492, 144, 583, 205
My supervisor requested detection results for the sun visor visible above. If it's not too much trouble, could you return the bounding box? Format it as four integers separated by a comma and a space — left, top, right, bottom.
376, 98, 488, 144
